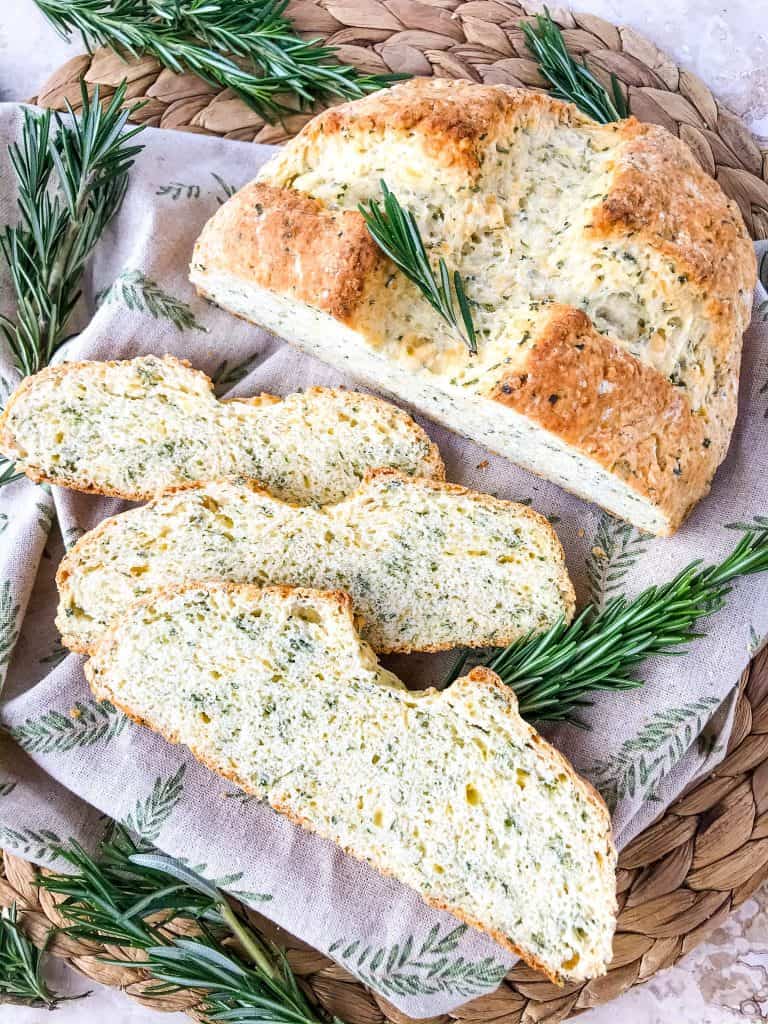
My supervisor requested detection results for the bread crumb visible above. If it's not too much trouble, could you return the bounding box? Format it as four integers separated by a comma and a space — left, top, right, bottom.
591, 546, 607, 560
476, 460, 489, 469
70, 707, 82, 719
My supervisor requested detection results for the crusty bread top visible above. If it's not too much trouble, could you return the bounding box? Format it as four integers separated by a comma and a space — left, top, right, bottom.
490, 305, 713, 529
0, 354, 444, 504
195, 184, 386, 322
191, 77, 755, 533
259, 79, 753, 305
85, 581, 617, 984
56, 467, 576, 655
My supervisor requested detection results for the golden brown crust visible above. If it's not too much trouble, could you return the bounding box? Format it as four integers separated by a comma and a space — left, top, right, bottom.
593, 120, 756, 302
490, 305, 716, 534
86, 586, 615, 984
0, 356, 444, 499
192, 182, 387, 321
283, 78, 584, 178
58, 467, 574, 655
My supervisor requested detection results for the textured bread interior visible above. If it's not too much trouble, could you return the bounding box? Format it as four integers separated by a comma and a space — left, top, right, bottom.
86, 583, 617, 983
193, 272, 673, 533
0, 355, 442, 504
190, 80, 755, 534
57, 469, 575, 654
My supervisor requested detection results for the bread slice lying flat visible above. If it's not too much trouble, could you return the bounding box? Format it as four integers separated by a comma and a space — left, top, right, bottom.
190, 78, 756, 535
0, 355, 443, 504
85, 582, 617, 982
57, 469, 575, 655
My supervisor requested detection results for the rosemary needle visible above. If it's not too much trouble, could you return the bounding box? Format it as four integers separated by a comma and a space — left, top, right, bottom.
0, 902, 83, 1008
34, 0, 405, 124
522, 7, 628, 124
0, 79, 144, 489
446, 517, 768, 723
359, 180, 479, 356
42, 828, 333, 1024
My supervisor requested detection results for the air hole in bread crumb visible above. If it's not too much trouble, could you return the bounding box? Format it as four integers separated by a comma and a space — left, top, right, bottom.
294, 607, 321, 624
465, 783, 482, 806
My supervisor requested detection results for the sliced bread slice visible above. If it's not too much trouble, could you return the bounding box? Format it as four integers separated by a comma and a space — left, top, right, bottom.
57, 469, 575, 654
0, 355, 443, 504
85, 582, 617, 982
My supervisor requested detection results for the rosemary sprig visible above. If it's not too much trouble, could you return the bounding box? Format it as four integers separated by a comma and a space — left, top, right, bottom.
41, 828, 333, 1024
447, 517, 768, 723
0, 902, 82, 1008
359, 181, 478, 355
522, 8, 628, 123
35, 0, 404, 124
0, 80, 144, 488
0, 81, 144, 378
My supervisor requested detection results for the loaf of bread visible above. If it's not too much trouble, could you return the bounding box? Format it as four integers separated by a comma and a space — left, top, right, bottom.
0, 355, 443, 504
57, 468, 575, 654
190, 78, 756, 535
85, 582, 617, 982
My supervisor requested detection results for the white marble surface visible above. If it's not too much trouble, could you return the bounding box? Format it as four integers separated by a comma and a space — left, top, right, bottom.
1, 2, 767, 1022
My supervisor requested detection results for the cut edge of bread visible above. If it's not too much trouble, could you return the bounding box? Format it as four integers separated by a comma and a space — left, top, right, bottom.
0, 354, 445, 501
56, 466, 577, 656
85, 580, 617, 985
188, 268, 682, 535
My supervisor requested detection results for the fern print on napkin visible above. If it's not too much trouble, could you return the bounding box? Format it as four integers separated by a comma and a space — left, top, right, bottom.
121, 765, 186, 843
329, 924, 508, 997
590, 697, 722, 810
96, 270, 208, 333
10, 699, 128, 754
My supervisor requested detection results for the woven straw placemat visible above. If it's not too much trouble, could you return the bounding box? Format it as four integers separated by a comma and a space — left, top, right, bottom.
4, 3, 767, 1021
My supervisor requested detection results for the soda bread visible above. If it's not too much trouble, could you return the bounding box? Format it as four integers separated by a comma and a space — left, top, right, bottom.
56, 469, 575, 655
85, 582, 617, 983
0, 355, 443, 504
190, 78, 756, 535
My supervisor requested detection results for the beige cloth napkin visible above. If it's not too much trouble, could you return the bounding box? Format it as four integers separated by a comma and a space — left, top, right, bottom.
0, 103, 766, 1014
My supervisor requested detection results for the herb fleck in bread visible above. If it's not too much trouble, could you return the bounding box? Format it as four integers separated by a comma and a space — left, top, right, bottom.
190, 78, 756, 535
0, 354, 443, 504
57, 469, 575, 654
85, 582, 617, 982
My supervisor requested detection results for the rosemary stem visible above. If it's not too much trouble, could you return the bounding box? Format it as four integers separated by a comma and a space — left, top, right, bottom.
218, 898, 279, 981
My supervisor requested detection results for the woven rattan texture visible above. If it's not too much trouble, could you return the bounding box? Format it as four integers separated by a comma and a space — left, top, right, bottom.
10, 3, 768, 1020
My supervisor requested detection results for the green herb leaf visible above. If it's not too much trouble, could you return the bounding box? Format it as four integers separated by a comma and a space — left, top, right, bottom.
0, 902, 86, 1008
0, 80, 145, 379
42, 828, 330, 1024
359, 180, 478, 355
447, 517, 768, 723
34, 0, 406, 124
522, 7, 628, 123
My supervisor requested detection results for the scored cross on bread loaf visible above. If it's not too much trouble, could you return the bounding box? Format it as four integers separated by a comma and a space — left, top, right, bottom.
190, 78, 756, 535
85, 582, 617, 983
0, 355, 443, 504
56, 469, 575, 654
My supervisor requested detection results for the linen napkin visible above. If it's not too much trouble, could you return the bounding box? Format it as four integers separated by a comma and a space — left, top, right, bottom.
0, 102, 766, 1015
